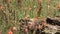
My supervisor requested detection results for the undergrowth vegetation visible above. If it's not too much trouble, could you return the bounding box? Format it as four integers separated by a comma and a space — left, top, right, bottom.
0, 0, 60, 34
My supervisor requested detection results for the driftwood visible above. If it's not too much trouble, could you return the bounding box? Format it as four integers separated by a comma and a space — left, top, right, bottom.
46, 16, 60, 26
45, 16, 60, 34
44, 24, 60, 34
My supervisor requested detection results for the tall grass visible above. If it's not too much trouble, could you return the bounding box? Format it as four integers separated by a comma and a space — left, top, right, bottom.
0, 0, 60, 34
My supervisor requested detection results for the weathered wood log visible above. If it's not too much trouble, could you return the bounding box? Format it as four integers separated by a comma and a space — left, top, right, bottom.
43, 16, 60, 34
45, 24, 60, 34
46, 16, 60, 26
